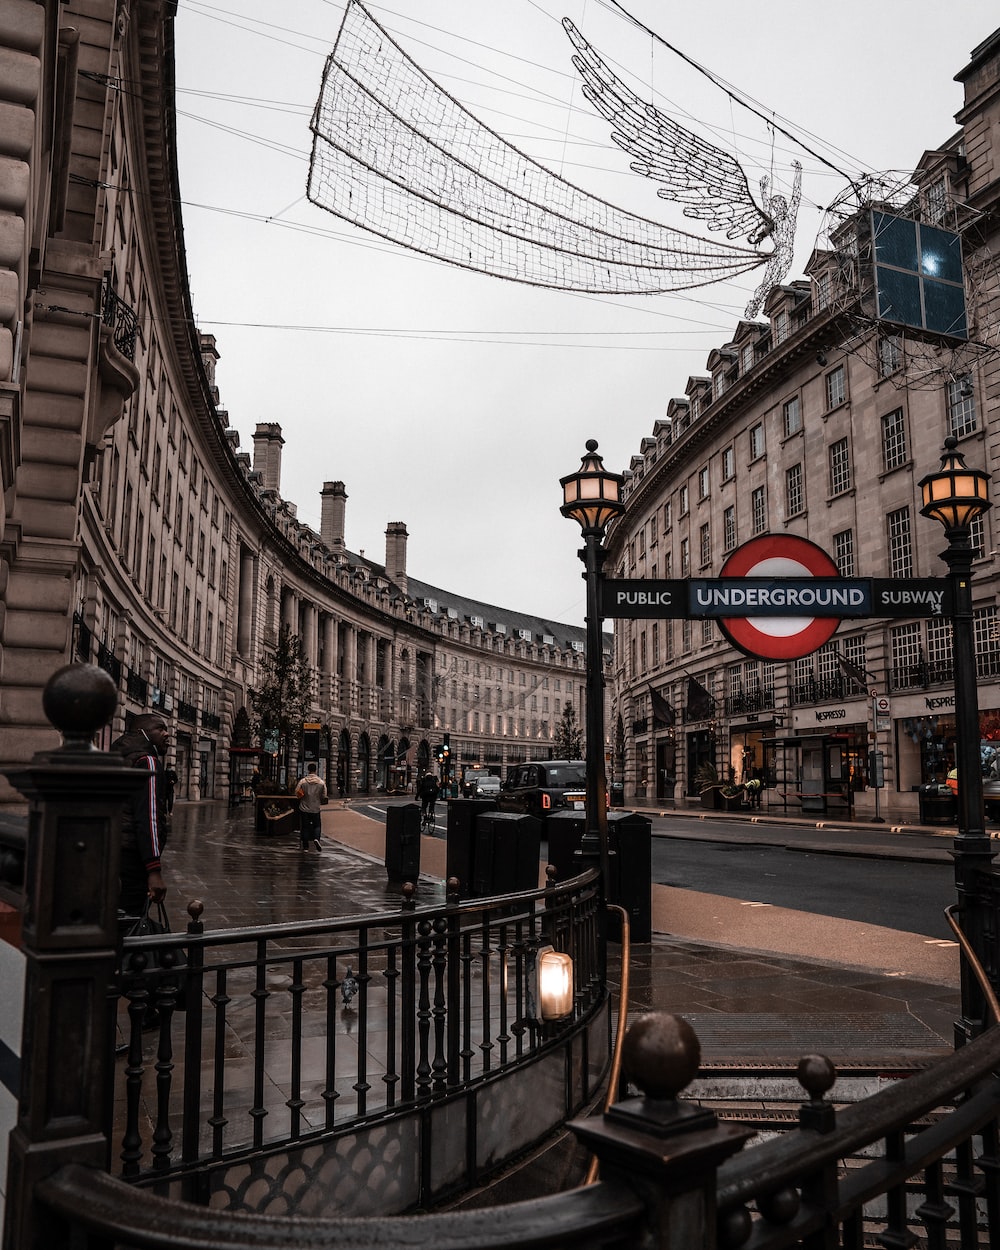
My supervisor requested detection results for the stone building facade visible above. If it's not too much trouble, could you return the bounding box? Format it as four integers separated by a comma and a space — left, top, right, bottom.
607, 27, 1000, 822
0, 0, 597, 806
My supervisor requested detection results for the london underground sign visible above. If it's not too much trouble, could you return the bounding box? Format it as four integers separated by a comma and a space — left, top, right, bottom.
601, 535, 952, 660
716, 534, 840, 660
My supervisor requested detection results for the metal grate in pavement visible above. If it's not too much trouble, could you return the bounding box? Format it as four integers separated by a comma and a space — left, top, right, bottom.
681, 1012, 949, 1060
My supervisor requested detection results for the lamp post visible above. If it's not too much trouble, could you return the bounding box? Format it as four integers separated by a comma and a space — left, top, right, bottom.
919, 436, 996, 1041
560, 440, 625, 891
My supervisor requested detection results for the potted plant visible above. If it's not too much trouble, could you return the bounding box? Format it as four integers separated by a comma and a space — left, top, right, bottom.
719, 782, 745, 811
254, 780, 301, 834
694, 761, 721, 809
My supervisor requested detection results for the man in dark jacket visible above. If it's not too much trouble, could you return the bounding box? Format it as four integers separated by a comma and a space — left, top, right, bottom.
111, 713, 170, 916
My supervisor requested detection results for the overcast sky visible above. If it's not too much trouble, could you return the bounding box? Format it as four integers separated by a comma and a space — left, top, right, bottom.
173, 0, 994, 627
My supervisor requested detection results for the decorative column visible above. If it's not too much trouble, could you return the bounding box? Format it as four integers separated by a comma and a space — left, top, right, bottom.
569, 1013, 753, 1248
2, 665, 145, 1250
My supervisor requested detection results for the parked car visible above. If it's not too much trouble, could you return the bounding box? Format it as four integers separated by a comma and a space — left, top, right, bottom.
497, 760, 587, 821
461, 768, 496, 798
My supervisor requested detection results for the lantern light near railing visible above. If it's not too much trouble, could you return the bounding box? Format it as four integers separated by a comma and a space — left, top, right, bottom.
537, 946, 574, 1021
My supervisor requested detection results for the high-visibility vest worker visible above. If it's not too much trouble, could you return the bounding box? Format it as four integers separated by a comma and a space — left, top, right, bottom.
946, 767, 959, 795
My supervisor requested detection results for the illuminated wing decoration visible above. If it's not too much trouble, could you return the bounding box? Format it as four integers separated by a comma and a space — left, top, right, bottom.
307, 0, 767, 295
563, 17, 801, 316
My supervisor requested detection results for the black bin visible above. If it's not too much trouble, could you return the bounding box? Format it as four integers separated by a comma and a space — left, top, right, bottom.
918, 784, 956, 825
607, 810, 652, 943
446, 798, 498, 896
473, 812, 542, 897
385, 803, 421, 882
544, 810, 587, 883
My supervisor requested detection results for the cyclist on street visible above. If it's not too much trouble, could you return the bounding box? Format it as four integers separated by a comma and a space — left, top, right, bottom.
417, 771, 440, 827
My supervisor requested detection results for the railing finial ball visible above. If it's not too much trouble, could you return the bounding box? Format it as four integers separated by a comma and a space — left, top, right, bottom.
797, 1053, 836, 1101
622, 1011, 701, 1100
42, 663, 118, 747
187, 900, 204, 922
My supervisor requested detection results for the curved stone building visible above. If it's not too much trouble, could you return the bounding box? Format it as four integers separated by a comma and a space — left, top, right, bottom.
607, 27, 1000, 821
0, 0, 596, 804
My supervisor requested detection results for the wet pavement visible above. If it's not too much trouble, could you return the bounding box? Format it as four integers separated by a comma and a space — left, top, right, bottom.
160, 799, 962, 1071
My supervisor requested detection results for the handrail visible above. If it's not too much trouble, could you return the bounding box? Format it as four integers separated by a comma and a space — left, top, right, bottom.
584, 902, 630, 1187
122, 867, 601, 957
38, 1162, 645, 1249
945, 902, 1000, 1024
717, 1020, 1000, 1211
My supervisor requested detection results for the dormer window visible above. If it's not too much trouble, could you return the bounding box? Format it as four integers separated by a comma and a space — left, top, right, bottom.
773, 310, 788, 344
925, 175, 948, 224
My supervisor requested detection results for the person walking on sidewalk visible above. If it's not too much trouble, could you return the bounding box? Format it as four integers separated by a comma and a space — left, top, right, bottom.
296, 763, 328, 851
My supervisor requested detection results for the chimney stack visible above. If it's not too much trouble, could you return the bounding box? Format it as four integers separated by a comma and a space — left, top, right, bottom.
385, 522, 409, 593
252, 423, 284, 492
321, 481, 348, 551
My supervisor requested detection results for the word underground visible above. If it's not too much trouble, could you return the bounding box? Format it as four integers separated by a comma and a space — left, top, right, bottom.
693, 585, 864, 610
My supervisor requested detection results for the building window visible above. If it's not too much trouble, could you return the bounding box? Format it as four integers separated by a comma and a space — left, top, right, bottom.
749, 423, 765, 460
842, 634, 866, 679
740, 343, 754, 375
698, 466, 710, 499
887, 507, 912, 579
723, 504, 736, 552
663, 500, 671, 530
680, 537, 690, 577
878, 334, 901, 377
751, 486, 767, 535
773, 310, 788, 344
722, 446, 735, 479
829, 437, 851, 495
814, 272, 830, 310
699, 522, 711, 567
649, 512, 657, 546
679, 484, 689, 515
890, 622, 921, 689
881, 408, 908, 471
825, 365, 846, 409
782, 396, 802, 437
833, 529, 855, 577
970, 512, 986, 559
701, 619, 713, 644
785, 463, 804, 516
925, 175, 948, 223
947, 376, 978, 438
975, 606, 1000, 678
926, 615, 953, 678
681, 619, 692, 653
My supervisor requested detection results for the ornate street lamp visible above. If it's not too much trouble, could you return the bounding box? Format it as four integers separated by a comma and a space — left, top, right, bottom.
561, 440, 625, 887
919, 436, 995, 1041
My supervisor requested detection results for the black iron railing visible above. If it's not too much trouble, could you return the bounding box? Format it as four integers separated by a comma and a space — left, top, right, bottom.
96, 639, 121, 684
35, 1017, 1000, 1248
724, 687, 775, 716
102, 281, 139, 361
126, 666, 148, 704
73, 611, 93, 663
176, 698, 197, 723
116, 873, 603, 1197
